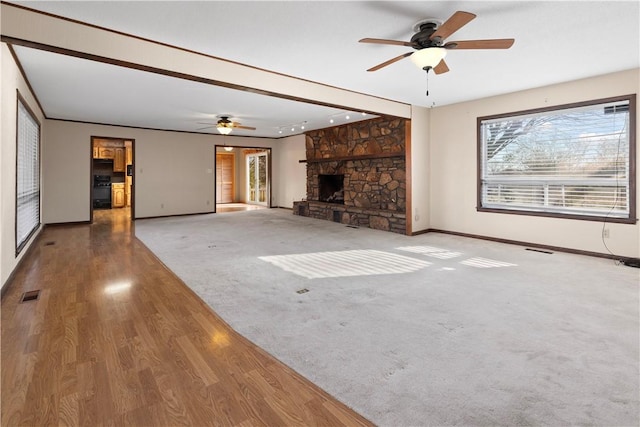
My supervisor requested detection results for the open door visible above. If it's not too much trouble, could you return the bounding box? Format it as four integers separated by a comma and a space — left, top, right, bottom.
246, 150, 269, 206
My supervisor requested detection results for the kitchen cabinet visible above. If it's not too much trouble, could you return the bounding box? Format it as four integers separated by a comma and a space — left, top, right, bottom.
93, 146, 99, 158
98, 147, 115, 159
112, 183, 125, 208
114, 147, 126, 172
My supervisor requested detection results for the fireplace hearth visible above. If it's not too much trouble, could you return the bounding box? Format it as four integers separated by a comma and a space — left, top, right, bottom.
318, 174, 344, 204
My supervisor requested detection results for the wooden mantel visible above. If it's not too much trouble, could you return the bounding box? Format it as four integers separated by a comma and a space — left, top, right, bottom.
299, 152, 405, 164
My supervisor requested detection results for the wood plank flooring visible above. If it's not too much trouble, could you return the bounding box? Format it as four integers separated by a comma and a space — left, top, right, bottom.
1, 208, 373, 426
216, 203, 268, 214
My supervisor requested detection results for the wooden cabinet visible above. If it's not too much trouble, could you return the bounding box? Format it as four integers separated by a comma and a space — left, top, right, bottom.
112, 183, 125, 208
114, 147, 126, 172
98, 147, 115, 159
93, 146, 99, 158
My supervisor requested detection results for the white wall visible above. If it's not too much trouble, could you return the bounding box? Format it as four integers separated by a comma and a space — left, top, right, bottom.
429, 68, 640, 258
274, 134, 306, 208
410, 106, 431, 233
43, 121, 302, 221
1, 43, 46, 289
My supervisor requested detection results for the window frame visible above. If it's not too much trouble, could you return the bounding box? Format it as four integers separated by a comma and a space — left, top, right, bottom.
476, 94, 637, 224
15, 90, 41, 255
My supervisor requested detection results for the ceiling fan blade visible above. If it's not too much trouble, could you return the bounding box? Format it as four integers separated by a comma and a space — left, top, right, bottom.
433, 59, 449, 74
367, 52, 413, 72
430, 11, 476, 42
445, 39, 515, 49
195, 125, 215, 131
359, 37, 413, 47
234, 125, 256, 130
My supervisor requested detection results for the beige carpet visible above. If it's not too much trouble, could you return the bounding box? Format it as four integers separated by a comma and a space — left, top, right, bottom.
135, 208, 639, 426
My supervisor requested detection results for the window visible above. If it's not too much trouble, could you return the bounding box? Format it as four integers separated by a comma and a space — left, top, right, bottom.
16, 92, 41, 254
478, 95, 636, 223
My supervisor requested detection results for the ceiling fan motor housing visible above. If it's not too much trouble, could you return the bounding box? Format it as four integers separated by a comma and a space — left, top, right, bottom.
218, 116, 232, 125
410, 19, 442, 49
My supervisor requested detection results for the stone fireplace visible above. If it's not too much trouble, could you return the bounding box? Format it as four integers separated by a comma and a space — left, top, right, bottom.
294, 116, 408, 234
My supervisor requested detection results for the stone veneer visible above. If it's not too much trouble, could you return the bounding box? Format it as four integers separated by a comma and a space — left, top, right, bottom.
294, 116, 408, 234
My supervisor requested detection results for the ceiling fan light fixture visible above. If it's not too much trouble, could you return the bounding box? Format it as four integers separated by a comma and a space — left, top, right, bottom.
410, 47, 447, 70
217, 124, 232, 135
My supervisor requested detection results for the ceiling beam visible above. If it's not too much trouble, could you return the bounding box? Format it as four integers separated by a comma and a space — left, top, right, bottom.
1, 2, 411, 119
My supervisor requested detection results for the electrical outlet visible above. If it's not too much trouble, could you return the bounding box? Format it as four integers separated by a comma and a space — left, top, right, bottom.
602, 229, 610, 238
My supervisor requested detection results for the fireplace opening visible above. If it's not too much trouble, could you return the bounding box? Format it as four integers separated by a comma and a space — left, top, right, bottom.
319, 174, 344, 204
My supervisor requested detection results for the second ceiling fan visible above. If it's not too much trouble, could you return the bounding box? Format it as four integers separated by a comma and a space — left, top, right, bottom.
197, 115, 256, 135
360, 10, 514, 74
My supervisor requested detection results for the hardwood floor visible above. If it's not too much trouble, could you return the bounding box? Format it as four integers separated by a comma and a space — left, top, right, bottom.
1, 208, 373, 426
216, 203, 268, 214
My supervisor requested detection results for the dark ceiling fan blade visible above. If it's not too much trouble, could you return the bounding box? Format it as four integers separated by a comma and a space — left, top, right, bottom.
430, 11, 476, 42
433, 59, 449, 74
445, 39, 515, 49
367, 52, 413, 72
359, 37, 413, 47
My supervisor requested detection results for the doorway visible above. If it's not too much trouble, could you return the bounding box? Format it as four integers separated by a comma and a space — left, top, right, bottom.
214, 146, 271, 212
90, 136, 135, 222
246, 150, 269, 206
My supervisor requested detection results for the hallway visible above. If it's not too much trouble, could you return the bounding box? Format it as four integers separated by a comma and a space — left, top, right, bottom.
1, 210, 371, 426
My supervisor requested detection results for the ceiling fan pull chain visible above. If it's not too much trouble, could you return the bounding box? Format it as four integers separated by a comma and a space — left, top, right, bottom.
425, 69, 430, 96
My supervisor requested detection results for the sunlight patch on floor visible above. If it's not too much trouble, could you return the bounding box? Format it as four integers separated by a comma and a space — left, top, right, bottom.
460, 257, 517, 268
259, 250, 431, 279
396, 246, 463, 259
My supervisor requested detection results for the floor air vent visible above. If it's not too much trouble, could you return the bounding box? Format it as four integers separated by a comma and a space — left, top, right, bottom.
296, 288, 309, 294
44, 241, 55, 246
526, 248, 553, 254
20, 290, 40, 303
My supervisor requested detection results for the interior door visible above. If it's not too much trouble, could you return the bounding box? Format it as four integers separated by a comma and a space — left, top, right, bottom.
246, 151, 268, 206
216, 153, 234, 203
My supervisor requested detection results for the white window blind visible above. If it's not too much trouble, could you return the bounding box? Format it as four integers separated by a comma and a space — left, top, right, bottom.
479, 97, 634, 221
16, 97, 40, 254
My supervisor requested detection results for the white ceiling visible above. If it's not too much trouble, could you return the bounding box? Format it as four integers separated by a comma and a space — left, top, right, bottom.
8, 1, 640, 139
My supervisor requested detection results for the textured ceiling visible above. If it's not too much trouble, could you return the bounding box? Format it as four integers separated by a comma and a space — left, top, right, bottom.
7, 1, 640, 138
